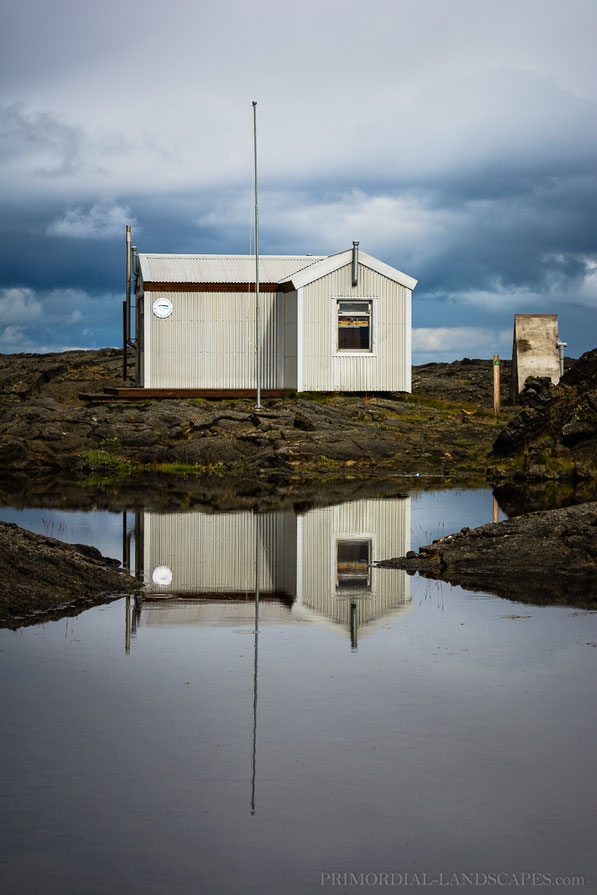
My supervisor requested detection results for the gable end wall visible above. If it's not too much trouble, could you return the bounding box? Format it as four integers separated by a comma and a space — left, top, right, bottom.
298, 263, 411, 392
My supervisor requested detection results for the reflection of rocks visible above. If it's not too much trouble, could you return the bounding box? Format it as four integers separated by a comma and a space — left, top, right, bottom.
0, 521, 137, 629
493, 480, 597, 518
378, 502, 597, 608
0, 471, 410, 514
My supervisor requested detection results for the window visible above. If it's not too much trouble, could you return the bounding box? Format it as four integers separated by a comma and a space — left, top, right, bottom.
336, 539, 372, 591
337, 300, 372, 351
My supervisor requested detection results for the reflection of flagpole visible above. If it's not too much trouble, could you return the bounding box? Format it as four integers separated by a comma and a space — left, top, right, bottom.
122, 510, 132, 653
350, 601, 358, 651
251, 515, 260, 814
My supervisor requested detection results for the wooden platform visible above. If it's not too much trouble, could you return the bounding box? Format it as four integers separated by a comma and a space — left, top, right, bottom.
80, 387, 290, 403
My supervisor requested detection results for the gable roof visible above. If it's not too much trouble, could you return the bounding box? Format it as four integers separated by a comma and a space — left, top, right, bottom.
138, 253, 325, 284
279, 249, 418, 291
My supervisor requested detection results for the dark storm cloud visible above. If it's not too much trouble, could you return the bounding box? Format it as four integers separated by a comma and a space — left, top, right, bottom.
1, 103, 85, 177
0, 0, 595, 359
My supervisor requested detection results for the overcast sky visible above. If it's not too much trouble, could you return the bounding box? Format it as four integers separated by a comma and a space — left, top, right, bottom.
1, 0, 595, 362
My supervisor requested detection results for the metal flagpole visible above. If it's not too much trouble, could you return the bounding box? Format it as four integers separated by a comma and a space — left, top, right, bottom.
252, 101, 262, 410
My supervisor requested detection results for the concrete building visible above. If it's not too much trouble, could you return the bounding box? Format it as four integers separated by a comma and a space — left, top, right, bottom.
134, 244, 417, 393
511, 314, 564, 401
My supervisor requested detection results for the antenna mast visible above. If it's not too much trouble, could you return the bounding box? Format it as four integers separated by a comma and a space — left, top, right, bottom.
252, 101, 262, 410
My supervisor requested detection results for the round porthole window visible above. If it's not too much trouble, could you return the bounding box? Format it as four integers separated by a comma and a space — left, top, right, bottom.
152, 297, 173, 319
152, 565, 173, 586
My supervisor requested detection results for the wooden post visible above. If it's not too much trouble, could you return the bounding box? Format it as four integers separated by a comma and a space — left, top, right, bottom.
493, 497, 499, 524
493, 355, 500, 416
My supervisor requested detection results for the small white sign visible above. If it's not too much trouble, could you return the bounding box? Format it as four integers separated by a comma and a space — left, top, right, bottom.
152, 565, 173, 586
152, 297, 173, 319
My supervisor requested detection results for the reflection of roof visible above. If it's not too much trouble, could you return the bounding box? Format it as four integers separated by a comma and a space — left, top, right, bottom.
139, 597, 296, 627
292, 590, 413, 639
138, 254, 325, 284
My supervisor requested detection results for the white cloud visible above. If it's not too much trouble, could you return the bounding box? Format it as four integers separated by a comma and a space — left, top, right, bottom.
413, 327, 511, 363
46, 201, 137, 239
0, 288, 42, 323
0, 325, 37, 352
0, 287, 123, 353
428, 254, 597, 312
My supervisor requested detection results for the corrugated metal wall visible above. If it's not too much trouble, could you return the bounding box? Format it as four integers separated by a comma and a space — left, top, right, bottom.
299, 263, 411, 392
144, 290, 282, 389
296, 498, 411, 633
142, 264, 411, 391
283, 290, 297, 389
143, 510, 294, 595
140, 601, 294, 627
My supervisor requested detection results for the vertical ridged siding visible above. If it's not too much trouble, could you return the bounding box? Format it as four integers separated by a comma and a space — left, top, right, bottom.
140, 498, 410, 636
143, 511, 293, 595
145, 290, 282, 389
296, 498, 411, 631
300, 263, 411, 392
283, 290, 297, 389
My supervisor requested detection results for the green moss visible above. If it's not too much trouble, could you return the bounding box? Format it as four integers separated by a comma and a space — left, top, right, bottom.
152, 461, 226, 476
79, 449, 134, 474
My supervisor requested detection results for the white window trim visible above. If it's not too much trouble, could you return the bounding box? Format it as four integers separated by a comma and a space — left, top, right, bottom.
332, 297, 377, 358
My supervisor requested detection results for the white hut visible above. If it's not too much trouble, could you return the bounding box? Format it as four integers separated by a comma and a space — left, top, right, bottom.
134, 244, 416, 394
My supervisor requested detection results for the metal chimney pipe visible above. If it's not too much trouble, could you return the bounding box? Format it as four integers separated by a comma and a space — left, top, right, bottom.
352, 241, 359, 287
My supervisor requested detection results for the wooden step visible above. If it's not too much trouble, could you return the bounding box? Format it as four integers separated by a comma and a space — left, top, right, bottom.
81, 387, 290, 402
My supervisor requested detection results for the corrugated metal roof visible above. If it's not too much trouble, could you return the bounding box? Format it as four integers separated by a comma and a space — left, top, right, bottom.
139, 254, 326, 284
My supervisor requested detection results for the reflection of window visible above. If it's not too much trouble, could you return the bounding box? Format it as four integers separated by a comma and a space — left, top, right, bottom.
337, 300, 372, 351
336, 539, 371, 591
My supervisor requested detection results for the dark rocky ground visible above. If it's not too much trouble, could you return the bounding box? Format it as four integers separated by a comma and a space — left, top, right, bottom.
0, 521, 138, 628
378, 501, 597, 609
0, 349, 519, 483
491, 348, 597, 468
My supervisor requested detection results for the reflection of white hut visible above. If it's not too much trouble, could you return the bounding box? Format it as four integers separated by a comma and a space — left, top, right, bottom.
137, 498, 411, 641
143, 510, 296, 597
292, 499, 412, 640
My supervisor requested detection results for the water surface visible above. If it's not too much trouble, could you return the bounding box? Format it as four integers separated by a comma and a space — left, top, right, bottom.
1, 490, 595, 895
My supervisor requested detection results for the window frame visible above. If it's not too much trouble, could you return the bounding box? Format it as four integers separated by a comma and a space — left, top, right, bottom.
333, 297, 377, 357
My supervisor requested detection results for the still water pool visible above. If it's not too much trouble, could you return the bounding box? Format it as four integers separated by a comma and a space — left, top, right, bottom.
0, 490, 595, 895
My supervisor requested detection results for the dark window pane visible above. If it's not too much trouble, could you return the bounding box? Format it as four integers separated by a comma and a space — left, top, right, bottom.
337, 300, 371, 351
337, 539, 371, 590
338, 325, 369, 349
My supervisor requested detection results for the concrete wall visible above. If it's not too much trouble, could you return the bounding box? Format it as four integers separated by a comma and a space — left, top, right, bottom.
511, 314, 560, 401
